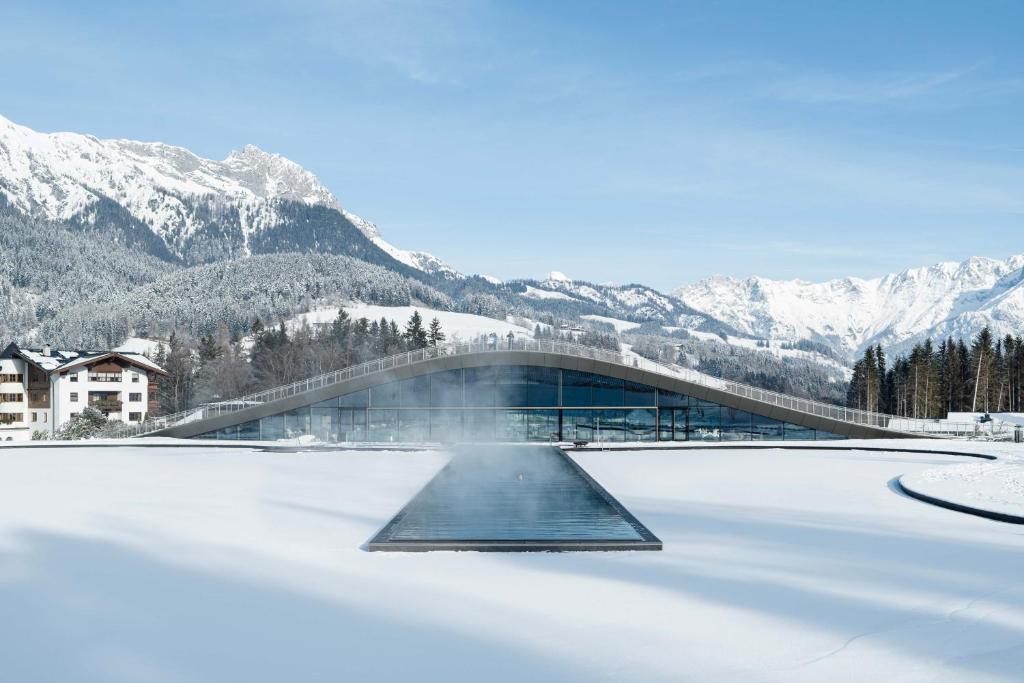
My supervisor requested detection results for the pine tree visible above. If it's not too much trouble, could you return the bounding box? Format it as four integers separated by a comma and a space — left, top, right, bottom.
405, 310, 428, 350
198, 334, 223, 364
875, 344, 888, 412
427, 317, 446, 347
970, 327, 994, 412
160, 331, 195, 414
847, 358, 866, 410
388, 320, 404, 353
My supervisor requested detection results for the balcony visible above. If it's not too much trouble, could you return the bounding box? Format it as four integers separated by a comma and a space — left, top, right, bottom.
89, 398, 123, 412
88, 374, 123, 383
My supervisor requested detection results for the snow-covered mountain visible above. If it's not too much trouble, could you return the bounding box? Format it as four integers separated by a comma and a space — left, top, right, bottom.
674, 255, 1024, 358
0, 113, 455, 274
517, 273, 732, 333
341, 210, 460, 279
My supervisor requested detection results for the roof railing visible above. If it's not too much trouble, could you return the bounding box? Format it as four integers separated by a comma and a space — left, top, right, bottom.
108, 338, 1006, 439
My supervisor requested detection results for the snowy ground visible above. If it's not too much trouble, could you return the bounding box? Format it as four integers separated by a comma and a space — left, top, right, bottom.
901, 460, 1024, 520
296, 303, 535, 341
1, 442, 1023, 681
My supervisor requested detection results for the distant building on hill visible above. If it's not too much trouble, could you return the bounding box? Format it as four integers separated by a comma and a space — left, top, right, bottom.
0, 342, 166, 441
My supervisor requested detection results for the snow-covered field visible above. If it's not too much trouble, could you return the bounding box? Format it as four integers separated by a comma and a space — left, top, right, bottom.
580, 314, 641, 333
1, 443, 1023, 681
285, 304, 535, 342
901, 460, 1024, 520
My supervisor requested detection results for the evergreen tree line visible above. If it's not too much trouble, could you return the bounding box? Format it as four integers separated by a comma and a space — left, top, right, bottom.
847, 327, 1024, 418
151, 310, 446, 415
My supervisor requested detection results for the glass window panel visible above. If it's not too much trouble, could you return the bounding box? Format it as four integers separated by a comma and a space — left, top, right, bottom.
563, 409, 594, 441
527, 409, 559, 441
527, 366, 560, 407
430, 369, 463, 407
238, 420, 261, 440
592, 375, 624, 407
816, 430, 846, 440
496, 366, 529, 407
624, 381, 656, 406
430, 409, 463, 442
312, 396, 340, 408
783, 422, 815, 440
673, 408, 689, 441
658, 390, 689, 407
311, 407, 337, 442
371, 382, 400, 407
350, 409, 367, 441
368, 409, 398, 442
625, 408, 657, 441
215, 425, 238, 440
260, 414, 286, 441
339, 390, 368, 408
596, 409, 625, 442
658, 409, 673, 441
687, 405, 720, 441
464, 367, 496, 407
751, 414, 784, 440
561, 370, 592, 407
721, 408, 752, 441
284, 407, 310, 438
401, 376, 431, 407
464, 409, 495, 441
399, 409, 430, 441
334, 408, 355, 441
496, 409, 528, 441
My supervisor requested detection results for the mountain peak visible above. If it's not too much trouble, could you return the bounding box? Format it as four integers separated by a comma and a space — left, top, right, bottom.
674, 253, 1024, 358
0, 113, 455, 277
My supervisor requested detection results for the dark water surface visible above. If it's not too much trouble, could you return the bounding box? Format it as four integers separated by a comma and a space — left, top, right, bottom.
369, 445, 660, 551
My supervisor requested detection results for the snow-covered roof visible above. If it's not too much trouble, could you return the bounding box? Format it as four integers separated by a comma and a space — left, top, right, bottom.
1, 343, 165, 375
55, 351, 166, 375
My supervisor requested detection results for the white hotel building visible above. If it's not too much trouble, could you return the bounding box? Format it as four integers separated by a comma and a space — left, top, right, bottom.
0, 342, 166, 441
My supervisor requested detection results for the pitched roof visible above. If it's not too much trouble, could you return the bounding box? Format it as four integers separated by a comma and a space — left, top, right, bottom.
1, 343, 166, 376
57, 351, 166, 375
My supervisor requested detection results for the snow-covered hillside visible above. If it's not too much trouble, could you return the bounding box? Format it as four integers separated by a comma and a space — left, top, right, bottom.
675, 255, 1024, 358
518, 274, 721, 332
341, 211, 460, 278
0, 113, 453, 274
257, 304, 534, 345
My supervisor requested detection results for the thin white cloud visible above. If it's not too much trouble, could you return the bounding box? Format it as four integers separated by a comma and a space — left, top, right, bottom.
676, 59, 1019, 105
760, 63, 983, 103
288, 0, 494, 86
606, 125, 1024, 215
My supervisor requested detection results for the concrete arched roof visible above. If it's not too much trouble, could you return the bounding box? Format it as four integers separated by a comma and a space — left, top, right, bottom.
152, 349, 914, 440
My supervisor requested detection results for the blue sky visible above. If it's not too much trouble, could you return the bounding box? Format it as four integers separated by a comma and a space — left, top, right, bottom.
2, 1, 1022, 290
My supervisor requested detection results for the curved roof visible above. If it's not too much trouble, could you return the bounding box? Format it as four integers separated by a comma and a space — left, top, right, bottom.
139, 340, 921, 440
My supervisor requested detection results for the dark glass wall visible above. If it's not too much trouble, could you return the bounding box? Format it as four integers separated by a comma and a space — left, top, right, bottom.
196, 366, 845, 443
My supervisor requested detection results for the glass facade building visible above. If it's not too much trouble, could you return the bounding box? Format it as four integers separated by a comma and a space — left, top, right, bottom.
197, 365, 845, 443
